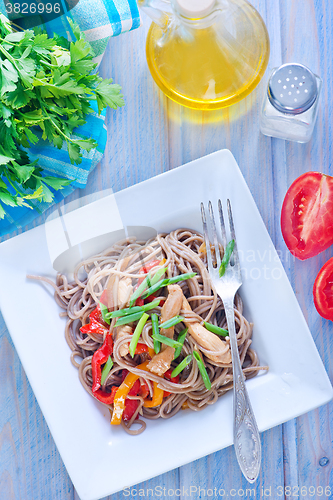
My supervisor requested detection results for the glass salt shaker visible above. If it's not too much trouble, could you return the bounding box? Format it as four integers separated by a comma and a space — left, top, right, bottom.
260, 63, 322, 143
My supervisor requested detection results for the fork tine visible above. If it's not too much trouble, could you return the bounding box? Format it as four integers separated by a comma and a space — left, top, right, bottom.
227, 199, 241, 272
200, 203, 214, 272
218, 199, 227, 251
208, 201, 222, 269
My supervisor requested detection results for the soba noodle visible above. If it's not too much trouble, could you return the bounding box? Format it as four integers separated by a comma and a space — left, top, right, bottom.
28, 229, 267, 435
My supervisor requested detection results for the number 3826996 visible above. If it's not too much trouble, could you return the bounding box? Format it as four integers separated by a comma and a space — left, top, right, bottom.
5, 2, 61, 14
277, 486, 331, 497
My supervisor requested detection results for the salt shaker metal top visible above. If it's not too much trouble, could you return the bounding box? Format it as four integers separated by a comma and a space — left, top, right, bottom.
260, 63, 322, 143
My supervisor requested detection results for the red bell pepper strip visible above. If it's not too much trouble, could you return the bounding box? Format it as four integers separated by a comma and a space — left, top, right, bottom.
163, 369, 180, 397
121, 369, 149, 399
99, 289, 109, 307
91, 333, 113, 393
111, 361, 150, 424
121, 369, 128, 382
89, 305, 109, 328
93, 385, 118, 405
137, 260, 161, 282
89, 305, 103, 323
134, 343, 148, 354
93, 375, 147, 424
112, 377, 142, 423
145, 294, 165, 306
93, 382, 144, 422
123, 399, 140, 421
128, 379, 140, 395
139, 380, 150, 399
93, 379, 142, 414
80, 317, 109, 336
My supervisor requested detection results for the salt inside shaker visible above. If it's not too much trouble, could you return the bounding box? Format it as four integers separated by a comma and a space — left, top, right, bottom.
260, 63, 322, 143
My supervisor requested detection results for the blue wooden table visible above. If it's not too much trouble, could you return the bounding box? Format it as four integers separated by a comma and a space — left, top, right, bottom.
1, 1, 333, 498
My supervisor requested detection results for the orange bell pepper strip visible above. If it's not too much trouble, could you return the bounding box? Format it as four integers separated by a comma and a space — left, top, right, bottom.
143, 348, 164, 407
143, 381, 164, 408
111, 358, 167, 424
111, 361, 149, 425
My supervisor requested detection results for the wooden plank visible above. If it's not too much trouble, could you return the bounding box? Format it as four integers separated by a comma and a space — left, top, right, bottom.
0, 313, 73, 500
276, 0, 333, 496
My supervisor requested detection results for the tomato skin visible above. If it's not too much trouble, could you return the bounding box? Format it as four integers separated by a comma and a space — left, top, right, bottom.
281, 172, 333, 260
313, 257, 333, 320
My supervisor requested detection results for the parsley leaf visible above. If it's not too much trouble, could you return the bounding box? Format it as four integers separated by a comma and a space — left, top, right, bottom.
0, 15, 124, 220
0, 59, 19, 96
95, 80, 125, 112
42, 177, 73, 190
0, 153, 15, 165
0, 191, 17, 206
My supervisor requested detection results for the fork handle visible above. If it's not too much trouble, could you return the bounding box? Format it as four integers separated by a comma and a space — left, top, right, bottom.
224, 300, 261, 483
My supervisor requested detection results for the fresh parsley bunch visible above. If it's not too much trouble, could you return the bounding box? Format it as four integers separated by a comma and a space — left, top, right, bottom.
0, 14, 124, 219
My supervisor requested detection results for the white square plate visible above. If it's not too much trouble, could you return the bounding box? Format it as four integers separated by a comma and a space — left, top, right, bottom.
0, 150, 332, 500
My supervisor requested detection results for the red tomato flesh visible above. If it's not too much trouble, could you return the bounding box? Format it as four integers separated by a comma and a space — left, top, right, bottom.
281, 172, 333, 260
313, 257, 333, 320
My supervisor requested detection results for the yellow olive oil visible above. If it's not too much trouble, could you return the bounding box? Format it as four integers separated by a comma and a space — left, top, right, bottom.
146, 10, 270, 110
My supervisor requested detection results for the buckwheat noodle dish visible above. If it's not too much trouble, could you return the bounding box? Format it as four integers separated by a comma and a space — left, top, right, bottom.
28, 229, 267, 435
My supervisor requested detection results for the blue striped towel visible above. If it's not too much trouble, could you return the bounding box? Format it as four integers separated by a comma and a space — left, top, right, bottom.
0, 1, 140, 238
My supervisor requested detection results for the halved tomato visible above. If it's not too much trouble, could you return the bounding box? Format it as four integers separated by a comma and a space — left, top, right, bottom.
313, 257, 333, 320
281, 172, 333, 260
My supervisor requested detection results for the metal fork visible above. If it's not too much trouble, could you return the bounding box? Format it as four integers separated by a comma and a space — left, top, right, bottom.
201, 199, 261, 483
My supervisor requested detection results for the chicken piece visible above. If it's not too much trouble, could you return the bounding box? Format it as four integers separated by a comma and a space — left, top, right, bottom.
118, 277, 133, 306
106, 252, 134, 310
147, 346, 175, 376
107, 276, 133, 310
116, 325, 133, 357
159, 284, 183, 337
182, 296, 231, 364
147, 284, 183, 376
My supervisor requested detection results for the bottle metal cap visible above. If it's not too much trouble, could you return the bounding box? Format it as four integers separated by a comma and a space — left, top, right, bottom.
174, 0, 216, 19
268, 63, 318, 115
